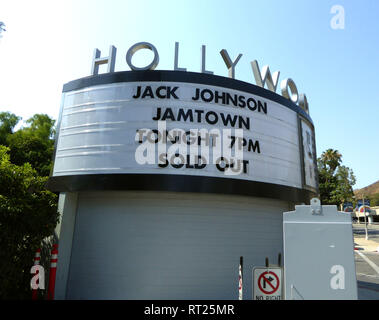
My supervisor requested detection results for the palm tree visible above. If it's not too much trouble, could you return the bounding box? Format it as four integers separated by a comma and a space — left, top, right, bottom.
321, 149, 342, 173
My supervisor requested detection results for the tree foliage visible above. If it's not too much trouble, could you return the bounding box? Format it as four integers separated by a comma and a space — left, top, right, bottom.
0, 146, 58, 299
0, 112, 59, 299
7, 131, 54, 177
25, 114, 56, 141
1, 112, 56, 176
368, 193, 379, 207
372, 197, 379, 207
317, 148, 356, 206
0, 112, 21, 146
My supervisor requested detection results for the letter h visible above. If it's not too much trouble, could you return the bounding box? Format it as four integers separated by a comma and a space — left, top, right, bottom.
91, 45, 117, 75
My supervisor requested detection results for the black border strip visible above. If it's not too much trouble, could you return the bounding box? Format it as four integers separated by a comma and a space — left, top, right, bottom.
47, 174, 316, 203
62, 70, 313, 124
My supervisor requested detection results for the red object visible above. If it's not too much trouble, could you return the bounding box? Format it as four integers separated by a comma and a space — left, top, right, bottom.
47, 244, 58, 300
257, 271, 280, 295
239, 256, 243, 300
32, 248, 41, 300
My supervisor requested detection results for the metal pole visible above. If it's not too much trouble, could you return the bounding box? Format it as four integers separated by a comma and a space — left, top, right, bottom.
239, 256, 243, 300
363, 196, 369, 240
356, 197, 360, 223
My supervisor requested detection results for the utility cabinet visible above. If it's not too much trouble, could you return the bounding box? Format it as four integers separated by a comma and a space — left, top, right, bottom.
283, 198, 357, 300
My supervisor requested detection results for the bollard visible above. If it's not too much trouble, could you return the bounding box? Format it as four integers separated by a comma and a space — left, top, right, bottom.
32, 248, 41, 300
239, 256, 243, 300
47, 244, 58, 300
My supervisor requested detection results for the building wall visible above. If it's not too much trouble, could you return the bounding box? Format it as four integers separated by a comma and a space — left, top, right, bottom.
63, 191, 291, 299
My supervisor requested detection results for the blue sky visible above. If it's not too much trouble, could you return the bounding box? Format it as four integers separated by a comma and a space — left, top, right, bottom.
0, 0, 378, 189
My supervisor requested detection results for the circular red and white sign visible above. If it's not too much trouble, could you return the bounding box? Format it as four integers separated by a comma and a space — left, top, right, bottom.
257, 271, 280, 295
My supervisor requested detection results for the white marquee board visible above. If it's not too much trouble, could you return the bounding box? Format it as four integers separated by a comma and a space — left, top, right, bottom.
52, 79, 317, 192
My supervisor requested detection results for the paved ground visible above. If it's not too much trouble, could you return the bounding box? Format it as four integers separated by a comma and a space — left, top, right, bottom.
353, 223, 379, 300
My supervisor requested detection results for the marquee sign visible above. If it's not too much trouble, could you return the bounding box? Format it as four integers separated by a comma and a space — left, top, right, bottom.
90, 42, 309, 114
47, 43, 318, 202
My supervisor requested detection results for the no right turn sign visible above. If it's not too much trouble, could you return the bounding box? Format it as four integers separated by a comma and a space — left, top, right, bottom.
253, 267, 282, 300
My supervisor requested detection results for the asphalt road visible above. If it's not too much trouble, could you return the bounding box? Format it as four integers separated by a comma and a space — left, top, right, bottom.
353, 223, 379, 300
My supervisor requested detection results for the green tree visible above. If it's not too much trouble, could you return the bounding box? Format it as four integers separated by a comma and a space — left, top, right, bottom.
6, 114, 55, 177
331, 165, 356, 206
320, 149, 342, 174
367, 193, 379, 207
7, 131, 54, 177
317, 149, 355, 206
0, 146, 59, 299
25, 114, 56, 141
0, 111, 21, 146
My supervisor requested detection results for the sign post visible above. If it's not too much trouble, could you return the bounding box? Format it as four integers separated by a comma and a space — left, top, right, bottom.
358, 198, 370, 239
252, 267, 282, 300
363, 196, 368, 239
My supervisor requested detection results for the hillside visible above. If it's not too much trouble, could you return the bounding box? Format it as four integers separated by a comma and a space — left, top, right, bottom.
354, 180, 379, 196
